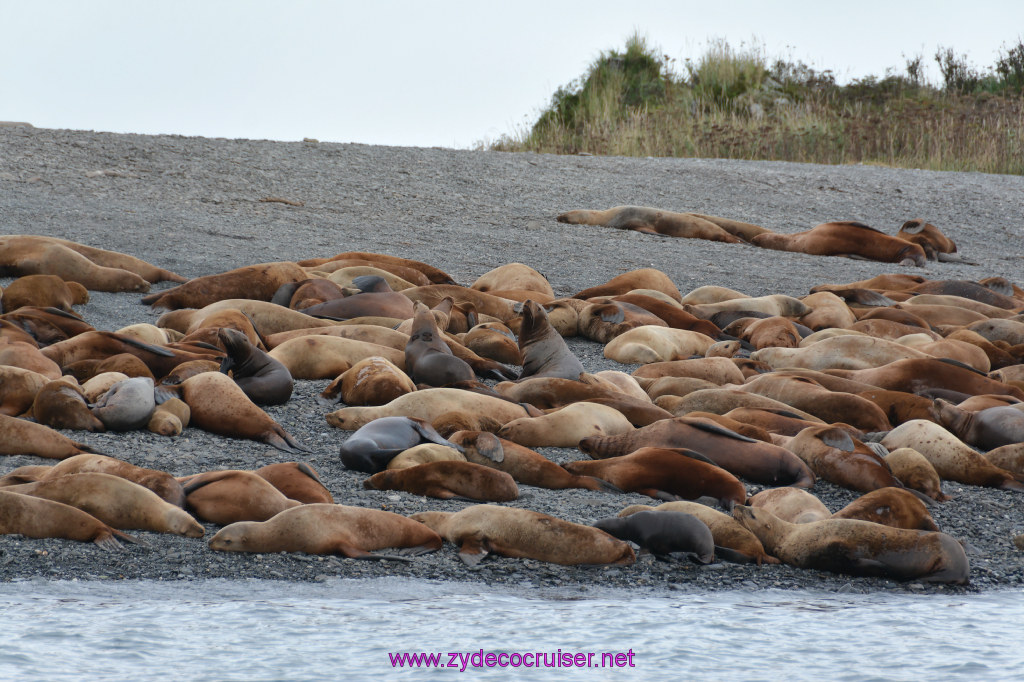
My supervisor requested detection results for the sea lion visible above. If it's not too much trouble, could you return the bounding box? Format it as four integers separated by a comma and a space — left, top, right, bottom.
931, 400, 1024, 451
0, 340, 62, 379
783, 425, 901, 492
683, 294, 811, 320
732, 505, 969, 583
41, 330, 220, 378
299, 281, 416, 320
828, 358, 1024, 400
736, 374, 892, 432
604, 326, 716, 364
404, 302, 475, 386
318, 356, 416, 407
608, 293, 723, 338
680, 285, 748, 305
564, 447, 747, 508
880, 420, 1024, 491
967, 318, 1024, 346
749, 221, 928, 266
618, 501, 778, 564
832, 487, 939, 531
254, 462, 334, 504
556, 206, 743, 243
326, 388, 531, 432
0, 489, 133, 549
217, 327, 293, 405
90, 377, 156, 431
751, 335, 931, 371
722, 406, 850, 438
0, 413, 99, 459
471, 263, 553, 297
364, 460, 519, 502
726, 316, 802, 349
884, 447, 951, 502
572, 268, 682, 302
400, 285, 517, 323
298, 251, 455, 285
747, 487, 831, 523
0, 274, 89, 313
0, 236, 153, 292
577, 301, 667, 343
631, 357, 745, 385
985, 443, 1024, 477
145, 397, 191, 437
855, 388, 940, 427
515, 300, 584, 381
579, 415, 816, 487
496, 401, 635, 448
446, 430, 617, 492
0, 465, 52, 487
386, 443, 466, 470
169, 372, 308, 453
4, 472, 204, 536
209, 503, 443, 558
493, 376, 670, 427
799, 291, 857, 330
895, 219, 959, 261
324, 266, 419, 292
141, 261, 307, 309
41, 453, 186, 507
267, 335, 405, 380
655, 387, 823, 423
64, 353, 156, 383
182, 469, 301, 525
336, 416, 464, 474
411, 505, 635, 566
594, 510, 715, 562
263, 324, 409, 351
460, 321, 522, 365
31, 380, 105, 432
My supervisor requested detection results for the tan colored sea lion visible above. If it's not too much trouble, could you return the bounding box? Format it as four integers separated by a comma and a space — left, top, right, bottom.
182, 469, 301, 524
891, 302, 987, 327
750, 221, 927, 266
41, 453, 186, 507
683, 294, 811, 320
896, 219, 959, 261
400, 285, 517, 322
142, 261, 307, 310
324, 266, 417, 293
386, 443, 466, 470
799, 291, 857, 330
751, 335, 931, 371
903, 294, 1014, 319
326, 388, 530, 432
0, 236, 156, 292
471, 263, 553, 297
411, 505, 635, 566
0, 274, 89, 313
604, 326, 716, 365
298, 251, 455, 285
364, 460, 519, 502
146, 397, 191, 437
784, 425, 901, 492
679, 285, 748, 305
0, 366, 50, 417
209, 504, 444, 558
727, 316, 802, 349
4, 472, 204, 536
632, 357, 745, 385
572, 268, 682, 302
318, 356, 416, 407
497, 402, 635, 448
493, 376, 669, 426
618, 500, 778, 564
832, 487, 938, 531
655, 387, 824, 423
564, 447, 747, 508
255, 462, 334, 504
0, 489, 134, 549
985, 443, 1024, 477
0, 414, 99, 459
263, 324, 408, 351
884, 447, 951, 502
732, 505, 968, 583
460, 322, 522, 365
556, 206, 743, 243
735, 374, 891, 432
169, 372, 308, 453
267, 335, 404, 379
0, 340, 62, 379
31, 380, 105, 432
880, 420, 1024, 491
747, 487, 831, 523
828, 358, 1024, 400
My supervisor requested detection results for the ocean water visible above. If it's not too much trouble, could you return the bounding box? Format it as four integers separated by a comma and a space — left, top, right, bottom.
0, 578, 1020, 681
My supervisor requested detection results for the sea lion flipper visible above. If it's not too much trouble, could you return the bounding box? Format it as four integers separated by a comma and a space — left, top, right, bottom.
458, 535, 489, 566
93, 534, 123, 552
296, 462, 323, 484
819, 428, 856, 452
713, 546, 759, 564
679, 418, 758, 443
408, 418, 464, 452
263, 430, 311, 454
471, 432, 504, 463
112, 528, 147, 547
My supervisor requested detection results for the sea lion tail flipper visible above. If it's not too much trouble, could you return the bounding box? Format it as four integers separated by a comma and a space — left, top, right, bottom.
999, 478, 1024, 493
457, 535, 489, 566
336, 545, 415, 562
936, 252, 977, 265
390, 544, 440, 558
264, 429, 311, 454
71, 441, 108, 455
711, 547, 758, 564
409, 418, 464, 451
586, 476, 623, 494
93, 534, 123, 552
111, 528, 148, 547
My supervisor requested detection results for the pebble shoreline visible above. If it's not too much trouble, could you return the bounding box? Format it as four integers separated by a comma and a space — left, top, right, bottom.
1, 126, 1022, 593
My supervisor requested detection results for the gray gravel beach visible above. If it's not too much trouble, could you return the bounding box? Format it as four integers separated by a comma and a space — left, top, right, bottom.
1, 126, 1022, 593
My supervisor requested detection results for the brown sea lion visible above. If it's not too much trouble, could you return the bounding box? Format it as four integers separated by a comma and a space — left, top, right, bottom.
64, 353, 156, 383
895, 219, 959, 261
751, 335, 931, 371
0, 489, 134, 549
263, 323, 408, 351
736, 374, 892, 432
1, 274, 89, 313
677, 412, 774, 442
572, 268, 682, 302
619, 501, 778, 564
364, 460, 519, 502
557, 206, 743, 243
493, 376, 670, 427
41, 453, 186, 508
654, 388, 824, 424
733, 505, 969, 583
832, 487, 939, 531
564, 447, 747, 508
386, 444, 466, 470
400, 285, 517, 323
884, 447, 951, 502
880, 420, 1024, 491
827, 358, 1024, 400
684, 294, 811, 320
594, 510, 715, 562
723, 406, 852, 438
0, 340, 62, 379
255, 462, 334, 504
609, 293, 723, 338
0, 236, 152, 292
318, 356, 416, 407
460, 322, 522, 365
0, 414, 99, 459
5, 472, 204, 536
41, 330, 221, 379
169, 372, 308, 453
182, 469, 301, 525
267, 335, 404, 379
750, 221, 927, 266
142, 261, 307, 310
799, 291, 857, 330
404, 302, 475, 386
155, 359, 220, 387
577, 301, 667, 343
300, 280, 416, 320
855, 388, 939, 426
411, 505, 635, 566
727, 316, 802, 349
326, 389, 530, 432
516, 300, 584, 380
0, 465, 52, 487
931, 400, 1024, 451
747, 487, 831, 524
298, 251, 455, 285
31, 380, 105, 432
311, 259, 431, 286
210, 503, 443, 558
784, 425, 902, 492
497, 402, 635, 448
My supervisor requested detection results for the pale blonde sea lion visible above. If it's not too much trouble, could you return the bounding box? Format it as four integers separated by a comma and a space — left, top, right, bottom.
325, 388, 531, 431
747, 487, 831, 524
604, 326, 716, 364
496, 401, 634, 448
268, 335, 405, 379
0, 489, 134, 549
556, 206, 744, 243
318, 356, 416, 407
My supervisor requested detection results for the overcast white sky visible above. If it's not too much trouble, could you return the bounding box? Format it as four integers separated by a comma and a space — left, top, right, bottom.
3, 1, 1022, 148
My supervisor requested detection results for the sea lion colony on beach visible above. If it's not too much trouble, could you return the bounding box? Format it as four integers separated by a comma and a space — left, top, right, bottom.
2, 233, 1024, 584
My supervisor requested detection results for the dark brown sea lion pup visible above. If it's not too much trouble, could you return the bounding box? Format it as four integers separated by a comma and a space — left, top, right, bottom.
593, 510, 715, 562
564, 447, 747, 509
750, 221, 927, 266
579, 417, 816, 488
556, 206, 745, 243
411, 505, 635, 566
404, 302, 475, 386
364, 461, 519, 502
516, 300, 584, 381
733, 505, 969, 584
209, 504, 443, 559
338, 416, 464, 474
218, 328, 293, 405
831, 487, 939, 531
0, 489, 137, 549
181, 470, 301, 524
